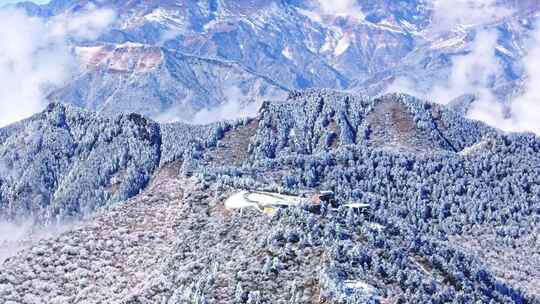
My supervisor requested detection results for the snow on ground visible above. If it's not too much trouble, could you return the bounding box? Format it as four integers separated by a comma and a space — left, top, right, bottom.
75, 44, 163, 73
343, 280, 379, 298
334, 33, 352, 56
0, 176, 186, 303
429, 32, 467, 50
224, 191, 305, 211
143, 7, 184, 26
224, 191, 259, 210
282, 46, 293, 60
459, 140, 490, 156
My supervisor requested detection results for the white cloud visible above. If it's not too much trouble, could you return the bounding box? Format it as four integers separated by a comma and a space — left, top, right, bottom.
498, 20, 540, 134
434, 30, 501, 104
464, 21, 540, 134
387, 22, 540, 135
0, 221, 31, 263
382, 0, 540, 136
387, 30, 501, 106
0, 220, 73, 263
301, 0, 364, 22
385, 77, 428, 100
0, 9, 71, 127
192, 86, 263, 125
384, 0, 540, 134
317, 0, 363, 18
51, 7, 115, 40
0, 7, 115, 128
431, 0, 513, 31
154, 85, 286, 125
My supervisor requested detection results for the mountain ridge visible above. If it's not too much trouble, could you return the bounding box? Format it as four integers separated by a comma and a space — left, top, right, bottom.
2, 89, 540, 302
2, 90, 540, 303
9, 0, 540, 122
0, 90, 503, 225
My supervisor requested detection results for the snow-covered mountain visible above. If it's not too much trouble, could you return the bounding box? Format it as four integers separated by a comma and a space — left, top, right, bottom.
11, 0, 540, 121
2, 2, 540, 302
1, 90, 540, 302
0, 103, 161, 223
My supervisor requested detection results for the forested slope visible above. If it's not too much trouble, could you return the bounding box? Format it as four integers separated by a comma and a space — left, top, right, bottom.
1, 90, 539, 303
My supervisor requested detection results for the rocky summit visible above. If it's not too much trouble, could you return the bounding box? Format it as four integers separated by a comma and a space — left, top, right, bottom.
1, 90, 540, 303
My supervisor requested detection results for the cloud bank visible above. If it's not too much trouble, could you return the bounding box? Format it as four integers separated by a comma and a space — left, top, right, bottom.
388, 1, 540, 135
450, 14, 540, 134
300, 0, 364, 23
0, 220, 73, 263
386, 30, 502, 107
51, 6, 115, 40
0, 6, 114, 127
317, 0, 363, 18
0, 221, 32, 263
192, 86, 263, 125
0, 9, 71, 127
470, 21, 540, 134
509, 23, 540, 134
154, 84, 286, 125
433, 30, 501, 105
431, 0, 513, 31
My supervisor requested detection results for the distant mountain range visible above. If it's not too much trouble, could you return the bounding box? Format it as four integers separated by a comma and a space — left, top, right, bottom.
10, 0, 540, 122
